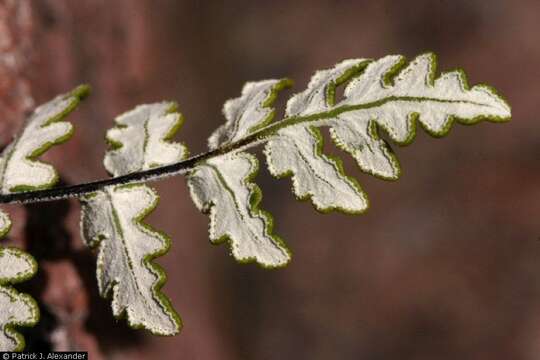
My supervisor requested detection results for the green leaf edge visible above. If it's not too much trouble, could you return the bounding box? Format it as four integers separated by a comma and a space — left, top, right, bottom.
245, 78, 293, 135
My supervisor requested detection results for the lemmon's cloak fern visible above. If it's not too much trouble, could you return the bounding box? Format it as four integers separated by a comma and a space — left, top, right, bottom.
189, 53, 510, 267
80, 102, 185, 335
0, 86, 88, 350
0, 53, 511, 347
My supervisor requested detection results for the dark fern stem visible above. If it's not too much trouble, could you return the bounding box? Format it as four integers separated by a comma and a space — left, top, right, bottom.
0, 133, 263, 204
0, 152, 206, 204
0, 93, 501, 204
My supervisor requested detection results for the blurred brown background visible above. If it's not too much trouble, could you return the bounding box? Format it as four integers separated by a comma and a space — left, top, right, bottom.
1, 0, 540, 359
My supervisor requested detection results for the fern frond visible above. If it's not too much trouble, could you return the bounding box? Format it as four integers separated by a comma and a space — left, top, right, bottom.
0, 52, 511, 343
264, 53, 510, 211
187, 53, 510, 266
